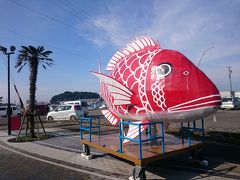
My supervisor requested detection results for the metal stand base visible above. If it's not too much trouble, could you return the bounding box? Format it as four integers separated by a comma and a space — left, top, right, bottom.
188, 148, 208, 167
80, 153, 92, 160
81, 144, 92, 160
129, 166, 146, 180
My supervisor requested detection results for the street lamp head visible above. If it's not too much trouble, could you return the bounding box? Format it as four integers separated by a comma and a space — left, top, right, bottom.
197, 46, 215, 68
0, 46, 7, 53
10, 46, 16, 52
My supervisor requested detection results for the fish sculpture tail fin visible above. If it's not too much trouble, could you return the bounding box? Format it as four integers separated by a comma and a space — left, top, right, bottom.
91, 71, 137, 106
98, 59, 102, 73
97, 60, 102, 86
123, 119, 149, 143
101, 109, 121, 126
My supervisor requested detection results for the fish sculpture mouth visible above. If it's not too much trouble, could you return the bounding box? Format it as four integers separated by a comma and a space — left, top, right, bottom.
168, 94, 221, 112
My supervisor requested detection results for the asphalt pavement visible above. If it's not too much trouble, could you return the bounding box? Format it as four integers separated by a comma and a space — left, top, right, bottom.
0, 110, 239, 179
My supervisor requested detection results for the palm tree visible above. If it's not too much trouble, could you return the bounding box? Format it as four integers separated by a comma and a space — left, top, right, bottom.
15, 46, 53, 137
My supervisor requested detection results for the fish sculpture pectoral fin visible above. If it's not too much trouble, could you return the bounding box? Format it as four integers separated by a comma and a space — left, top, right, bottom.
101, 109, 121, 126
91, 71, 137, 105
123, 120, 149, 143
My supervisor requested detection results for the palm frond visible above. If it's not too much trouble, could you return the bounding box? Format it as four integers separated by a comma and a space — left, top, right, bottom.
17, 62, 27, 72
42, 64, 46, 69
38, 46, 44, 53
29, 46, 36, 52
44, 62, 53, 67
16, 45, 53, 72
42, 51, 52, 57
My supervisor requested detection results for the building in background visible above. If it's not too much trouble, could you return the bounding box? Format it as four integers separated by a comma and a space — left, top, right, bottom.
220, 91, 240, 98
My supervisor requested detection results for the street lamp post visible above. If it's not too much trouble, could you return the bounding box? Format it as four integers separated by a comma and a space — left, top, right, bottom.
0, 45, 16, 135
197, 46, 215, 68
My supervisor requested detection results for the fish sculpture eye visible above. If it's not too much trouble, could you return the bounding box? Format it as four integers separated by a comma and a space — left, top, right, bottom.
155, 63, 172, 79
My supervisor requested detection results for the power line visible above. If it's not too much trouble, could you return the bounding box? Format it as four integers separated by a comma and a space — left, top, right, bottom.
0, 25, 92, 57
10, 0, 127, 44
57, 0, 126, 41
9, 0, 77, 31
8, 0, 96, 40
0, 52, 16, 85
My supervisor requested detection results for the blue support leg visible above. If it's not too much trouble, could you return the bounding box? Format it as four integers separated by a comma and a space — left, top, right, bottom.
188, 122, 191, 146
89, 117, 92, 142
138, 125, 142, 160
119, 122, 123, 153
201, 118, 205, 143
181, 123, 184, 144
161, 122, 165, 153
98, 116, 100, 139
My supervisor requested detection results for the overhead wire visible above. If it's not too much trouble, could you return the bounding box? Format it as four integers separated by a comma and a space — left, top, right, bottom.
7, 0, 125, 57
1, 51, 25, 108
10, 0, 127, 43
0, 25, 92, 57
6, 0, 96, 57
53, 0, 127, 42
9, 0, 77, 32
0, 51, 16, 86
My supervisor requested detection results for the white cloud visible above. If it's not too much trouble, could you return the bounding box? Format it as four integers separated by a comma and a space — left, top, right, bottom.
80, 0, 239, 57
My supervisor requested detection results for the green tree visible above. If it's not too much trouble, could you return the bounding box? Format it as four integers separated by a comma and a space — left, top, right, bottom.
15, 46, 53, 137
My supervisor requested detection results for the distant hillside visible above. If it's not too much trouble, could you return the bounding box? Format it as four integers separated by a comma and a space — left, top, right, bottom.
50, 91, 100, 104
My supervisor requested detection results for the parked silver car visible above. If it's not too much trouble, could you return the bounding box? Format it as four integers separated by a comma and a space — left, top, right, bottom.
46, 104, 83, 121
220, 97, 240, 110
0, 105, 22, 117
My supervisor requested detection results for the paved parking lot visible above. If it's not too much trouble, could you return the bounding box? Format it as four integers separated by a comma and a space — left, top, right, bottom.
1, 109, 240, 131
0, 110, 239, 179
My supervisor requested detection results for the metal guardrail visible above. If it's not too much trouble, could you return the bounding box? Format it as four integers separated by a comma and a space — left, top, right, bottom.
181, 119, 205, 145
79, 116, 100, 142
119, 121, 165, 160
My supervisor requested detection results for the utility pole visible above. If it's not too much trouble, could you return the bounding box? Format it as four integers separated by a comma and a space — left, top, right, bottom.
0, 45, 16, 135
227, 66, 233, 95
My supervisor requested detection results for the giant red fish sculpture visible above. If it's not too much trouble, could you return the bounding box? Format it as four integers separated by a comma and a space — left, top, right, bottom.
92, 35, 221, 141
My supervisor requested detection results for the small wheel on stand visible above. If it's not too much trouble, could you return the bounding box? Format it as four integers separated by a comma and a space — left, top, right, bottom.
131, 166, 146, 180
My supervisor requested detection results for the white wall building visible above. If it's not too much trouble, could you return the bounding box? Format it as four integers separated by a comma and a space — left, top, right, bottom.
220, 91, 240, 98
235, 91, 240, 98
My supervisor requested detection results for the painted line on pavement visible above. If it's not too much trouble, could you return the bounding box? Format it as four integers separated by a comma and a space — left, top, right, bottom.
0, 143, 122, 180
35, 141, 104, 156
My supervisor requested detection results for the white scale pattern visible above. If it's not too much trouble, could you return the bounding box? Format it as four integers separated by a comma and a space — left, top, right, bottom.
103, 35, 168, 117
111, 49, 163, 115
138, 49, 162, 114
151, 80, 167, 110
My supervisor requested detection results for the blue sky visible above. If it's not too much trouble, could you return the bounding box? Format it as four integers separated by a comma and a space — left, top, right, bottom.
0, 0, 240, 103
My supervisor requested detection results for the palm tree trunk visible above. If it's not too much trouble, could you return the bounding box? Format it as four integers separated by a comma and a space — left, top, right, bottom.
29, 61, 38, 138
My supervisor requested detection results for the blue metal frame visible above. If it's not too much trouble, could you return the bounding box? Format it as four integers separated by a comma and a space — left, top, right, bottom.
181, 118, 205, 146
80, 116, 100, 142
119, 121, 165, 160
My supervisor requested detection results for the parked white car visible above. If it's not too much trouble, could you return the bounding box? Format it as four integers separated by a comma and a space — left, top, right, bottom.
61, 100, 88, 116
46, 104, 83, 121
0, 105, 22, 117
221, 97, 240, 110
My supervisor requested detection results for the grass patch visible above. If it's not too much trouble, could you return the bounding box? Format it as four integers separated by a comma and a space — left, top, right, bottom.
8, 134, 54, 143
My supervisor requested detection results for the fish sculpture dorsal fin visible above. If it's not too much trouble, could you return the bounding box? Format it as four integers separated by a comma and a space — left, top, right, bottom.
107, 35, 161, 71
123, 119, 149, 143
